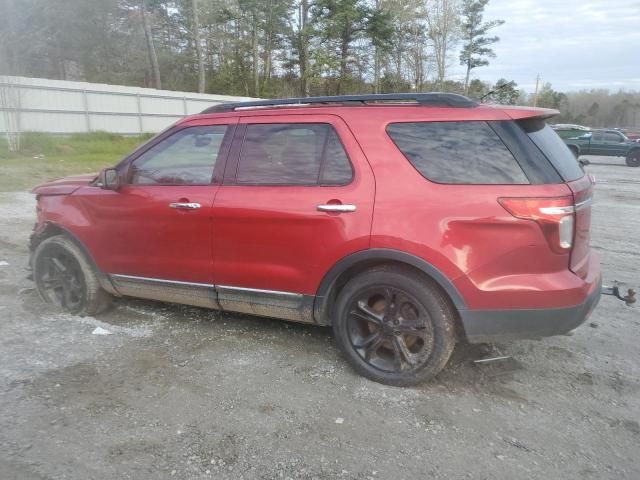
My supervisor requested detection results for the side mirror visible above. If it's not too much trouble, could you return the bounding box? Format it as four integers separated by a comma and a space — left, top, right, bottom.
97, 168, 120, 190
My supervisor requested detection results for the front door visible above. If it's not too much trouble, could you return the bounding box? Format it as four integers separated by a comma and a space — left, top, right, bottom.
602, 130, 629, 156
210, 114, 375, 320
79, 118, 234, 285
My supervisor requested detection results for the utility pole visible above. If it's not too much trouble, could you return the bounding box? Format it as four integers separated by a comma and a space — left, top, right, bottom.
533, 74, 540, 107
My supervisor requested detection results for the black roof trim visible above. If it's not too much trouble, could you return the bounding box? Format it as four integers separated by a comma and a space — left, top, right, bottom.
202, 93, 478, 114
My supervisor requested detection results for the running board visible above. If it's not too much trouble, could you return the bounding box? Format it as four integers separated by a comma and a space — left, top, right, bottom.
109, 274, 316, 323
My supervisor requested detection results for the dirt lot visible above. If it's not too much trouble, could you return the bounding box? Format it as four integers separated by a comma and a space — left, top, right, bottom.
0, 156, 638, 480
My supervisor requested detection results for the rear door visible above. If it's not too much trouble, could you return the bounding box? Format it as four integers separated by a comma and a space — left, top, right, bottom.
211, 113, 375, 302
589, 131, 606, 155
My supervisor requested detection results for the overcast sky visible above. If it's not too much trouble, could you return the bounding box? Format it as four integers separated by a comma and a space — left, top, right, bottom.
449, 0, 640, 92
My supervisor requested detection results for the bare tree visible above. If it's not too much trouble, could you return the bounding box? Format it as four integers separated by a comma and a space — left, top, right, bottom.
140, 0, 162, 89
425, 0, 460, 89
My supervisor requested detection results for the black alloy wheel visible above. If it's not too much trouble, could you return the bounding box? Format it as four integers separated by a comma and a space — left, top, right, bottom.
34, 244, 86, 312
332, 266, 456, 386
32, 235, 112, 315
346, 286, 434, 373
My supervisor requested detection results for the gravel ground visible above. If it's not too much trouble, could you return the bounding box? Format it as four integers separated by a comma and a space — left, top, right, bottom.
0, 156, 638, 480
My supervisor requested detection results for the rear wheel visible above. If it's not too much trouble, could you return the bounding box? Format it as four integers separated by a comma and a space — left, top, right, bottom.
33, 235, 112, 315
626, 151, 640, 167
332, 266, 456, 386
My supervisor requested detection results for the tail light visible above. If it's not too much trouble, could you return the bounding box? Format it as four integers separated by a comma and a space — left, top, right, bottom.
498, 196, 575, 254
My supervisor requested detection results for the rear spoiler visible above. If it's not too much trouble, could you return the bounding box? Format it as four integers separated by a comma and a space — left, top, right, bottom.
498, 105, 560, 121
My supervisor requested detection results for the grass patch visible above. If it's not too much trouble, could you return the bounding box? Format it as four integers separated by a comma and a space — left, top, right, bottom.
0, 132, 153, 192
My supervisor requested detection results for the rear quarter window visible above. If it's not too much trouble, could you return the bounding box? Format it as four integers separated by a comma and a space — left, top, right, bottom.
386, 121, 529, 184
518, 118, 584, 182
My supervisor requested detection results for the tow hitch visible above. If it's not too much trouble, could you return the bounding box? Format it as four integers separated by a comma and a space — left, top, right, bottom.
602, 282, 636, 306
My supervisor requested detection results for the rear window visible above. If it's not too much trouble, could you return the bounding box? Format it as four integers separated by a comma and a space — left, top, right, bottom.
387, 121, 529, 184
518, 119, 584, 182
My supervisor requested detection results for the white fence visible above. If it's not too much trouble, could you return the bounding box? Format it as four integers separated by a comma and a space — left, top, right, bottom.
0, 76, 256, 141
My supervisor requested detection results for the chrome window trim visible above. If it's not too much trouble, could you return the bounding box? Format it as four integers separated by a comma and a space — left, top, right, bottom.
216, 284, 303, 298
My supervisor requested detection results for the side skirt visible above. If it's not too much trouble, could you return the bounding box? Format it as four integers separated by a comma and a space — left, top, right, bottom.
109, 274, 316, 324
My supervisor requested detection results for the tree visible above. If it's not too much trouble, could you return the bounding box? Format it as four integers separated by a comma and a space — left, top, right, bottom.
536, 82, 566, 109
484, 78, 518, 104
459, 0, 503, 95
367, 1, 394, 93
288, 0, 314, 96
425, 0, 460, 89
314, 0, 370, 94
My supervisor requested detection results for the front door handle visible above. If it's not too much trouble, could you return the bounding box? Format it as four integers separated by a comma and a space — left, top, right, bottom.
317, 204, 357, 213
169, 202, 201, 210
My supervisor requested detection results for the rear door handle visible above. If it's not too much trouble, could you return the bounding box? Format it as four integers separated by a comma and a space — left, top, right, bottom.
317, 204, 357, 213
169, 202, 201, 210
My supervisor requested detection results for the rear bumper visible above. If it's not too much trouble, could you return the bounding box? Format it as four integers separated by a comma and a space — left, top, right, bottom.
460, 275, 602, 343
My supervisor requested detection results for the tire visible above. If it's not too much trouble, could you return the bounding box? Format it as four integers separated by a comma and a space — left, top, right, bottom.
32, 235, 112, 315
332, 265, 456, 386
626, 151, 640, 167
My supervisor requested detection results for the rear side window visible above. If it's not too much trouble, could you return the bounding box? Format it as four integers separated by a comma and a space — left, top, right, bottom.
387, 121, 529, 184
518, 119, 584, 181
236, 123, 353, 185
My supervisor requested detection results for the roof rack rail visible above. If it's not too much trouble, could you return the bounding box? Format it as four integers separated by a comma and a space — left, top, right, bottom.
201, 93, 477, 114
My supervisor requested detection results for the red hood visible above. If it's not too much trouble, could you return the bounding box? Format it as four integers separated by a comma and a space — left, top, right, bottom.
31, 173, 97, 196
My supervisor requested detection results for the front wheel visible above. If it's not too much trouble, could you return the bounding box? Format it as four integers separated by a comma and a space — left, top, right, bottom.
626, 151, 640, 167
33, 235, 112, 315
332, 266, 456, 386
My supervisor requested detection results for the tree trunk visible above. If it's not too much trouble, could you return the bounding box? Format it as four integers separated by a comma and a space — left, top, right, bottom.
337, 27, 350, 95
252, 15, 259, 97
463, 60, 471, 95
298, 0, 310, 97
192, 0, 205, 93
141, 0, 161, 89
374, 47, 380, 94
262, 1, 273, 92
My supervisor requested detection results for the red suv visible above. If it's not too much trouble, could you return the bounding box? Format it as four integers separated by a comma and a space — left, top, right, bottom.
30, 93, 601, 386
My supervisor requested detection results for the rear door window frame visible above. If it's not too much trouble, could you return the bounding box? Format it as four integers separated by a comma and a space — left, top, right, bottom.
223, 119, 354, 187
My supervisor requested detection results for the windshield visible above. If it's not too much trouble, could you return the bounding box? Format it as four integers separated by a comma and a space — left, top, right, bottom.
518, 119, 584, 182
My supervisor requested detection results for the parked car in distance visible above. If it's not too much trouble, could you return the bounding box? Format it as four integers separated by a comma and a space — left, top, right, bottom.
615, 128, 640, 142
563, 128, 640, 167
551, 123, 591, 140
30, 93, 602, 386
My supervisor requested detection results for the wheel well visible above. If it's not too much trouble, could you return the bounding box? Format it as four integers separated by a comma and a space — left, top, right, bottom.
316, 258, 465, 338
30, 223, 118, 296
30, 223, 65, 252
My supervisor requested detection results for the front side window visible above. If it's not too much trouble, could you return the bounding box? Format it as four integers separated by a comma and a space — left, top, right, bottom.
387, 121, 529, 184
604, 132, 623, 142
235, 123, 353, 185
130, 125, 227, 185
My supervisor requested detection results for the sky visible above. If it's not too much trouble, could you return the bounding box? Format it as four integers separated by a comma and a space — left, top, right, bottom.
449, 0, 640, 92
